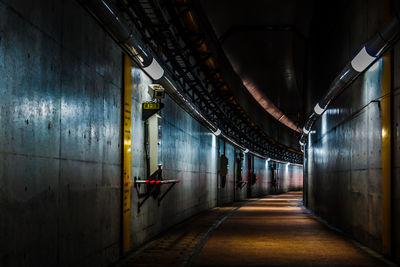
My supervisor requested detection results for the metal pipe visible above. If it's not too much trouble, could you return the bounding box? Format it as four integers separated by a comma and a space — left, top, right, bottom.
301, 11, 400, 146
79, 0, 219, 132
80, 0, 300, 164
80, 0, 163, 79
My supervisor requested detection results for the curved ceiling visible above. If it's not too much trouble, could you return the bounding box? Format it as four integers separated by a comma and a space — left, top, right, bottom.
198, 0, 314, 132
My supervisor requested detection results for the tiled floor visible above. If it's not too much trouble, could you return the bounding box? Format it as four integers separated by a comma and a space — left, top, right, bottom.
116, 192, 391, 267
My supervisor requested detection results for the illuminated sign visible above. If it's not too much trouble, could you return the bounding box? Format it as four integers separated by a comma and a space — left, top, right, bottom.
143, 102, 161, 110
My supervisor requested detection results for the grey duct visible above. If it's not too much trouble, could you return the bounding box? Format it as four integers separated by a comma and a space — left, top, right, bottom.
300, 12, 400, 148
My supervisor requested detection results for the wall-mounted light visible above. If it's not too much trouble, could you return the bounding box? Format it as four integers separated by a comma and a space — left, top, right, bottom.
143, 58, 164, 80
299, 140, 304, 146
213, 128, 221, 136
244, 149, 249, 153
314, 103, 325, 115
351, 46, 376, 72
303, 127, 309, 134
382, 128, 387, 138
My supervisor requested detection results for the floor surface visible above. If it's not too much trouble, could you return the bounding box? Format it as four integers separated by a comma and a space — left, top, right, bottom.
117, 191, 391, 267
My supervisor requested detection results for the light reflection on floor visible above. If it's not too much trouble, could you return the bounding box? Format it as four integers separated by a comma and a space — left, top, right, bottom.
194, 191, 388, 266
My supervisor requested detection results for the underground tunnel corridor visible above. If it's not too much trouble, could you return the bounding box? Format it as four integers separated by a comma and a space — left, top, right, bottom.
1, 0, 400, 266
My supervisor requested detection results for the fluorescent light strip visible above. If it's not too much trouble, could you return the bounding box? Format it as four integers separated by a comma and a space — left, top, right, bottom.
213, 129, 221, 136
143, 58, 164, 80
351, 46, 376, 72
314, 103, 325, 115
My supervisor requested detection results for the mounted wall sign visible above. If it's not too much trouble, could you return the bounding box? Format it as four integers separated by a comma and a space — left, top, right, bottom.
143, 102, 161, 109
142, 101, 164, 120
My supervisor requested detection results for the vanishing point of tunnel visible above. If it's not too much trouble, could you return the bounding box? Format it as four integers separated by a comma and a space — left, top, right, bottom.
1, 0, 400, 266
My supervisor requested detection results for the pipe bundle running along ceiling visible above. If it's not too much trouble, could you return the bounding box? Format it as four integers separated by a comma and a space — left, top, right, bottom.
79, 0, 301, 163
300, 12, 400, 148
79, 0, 218, 131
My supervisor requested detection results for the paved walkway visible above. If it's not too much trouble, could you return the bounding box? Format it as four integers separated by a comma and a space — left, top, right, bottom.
194, 191, 389, 266
116, 192, 392, 267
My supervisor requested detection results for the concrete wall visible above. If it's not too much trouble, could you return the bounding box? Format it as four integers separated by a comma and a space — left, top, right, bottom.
216, 139, 235, 205
304, 0, 398, 256
236, 150, 248, 201
306, 59, 382, 249
0, 0, 218, 263
391, 0, 400, 258
129, 67, 218, 248
251, 157, 271, 197
0, 0, 122, 265
251, 160, 303, 197
216, 140, 303, 203
394, 67, 400, 262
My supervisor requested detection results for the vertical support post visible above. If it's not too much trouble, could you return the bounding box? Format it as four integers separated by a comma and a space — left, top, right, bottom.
122, 54, 132, 254
381, 0, 392, 256
234, 148, 237, 201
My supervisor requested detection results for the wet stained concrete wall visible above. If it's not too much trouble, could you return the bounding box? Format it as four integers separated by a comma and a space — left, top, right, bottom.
0, 0, 218, 263
129, 67, 218, 248
0, 0, 122, 266
304, 0, 400, 259
306, 65, 384, 251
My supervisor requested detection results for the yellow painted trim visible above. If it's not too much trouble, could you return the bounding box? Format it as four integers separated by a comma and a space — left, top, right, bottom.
122, 54, 132, 254
381, 52, 392, 257
381, 0, 391, 256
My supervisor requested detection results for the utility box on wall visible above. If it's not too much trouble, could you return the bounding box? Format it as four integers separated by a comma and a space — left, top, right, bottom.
148, 114, 162, 175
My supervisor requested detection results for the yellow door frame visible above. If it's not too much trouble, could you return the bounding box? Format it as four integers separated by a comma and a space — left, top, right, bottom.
122, 54, 132, 254
381, 0, 392, 256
